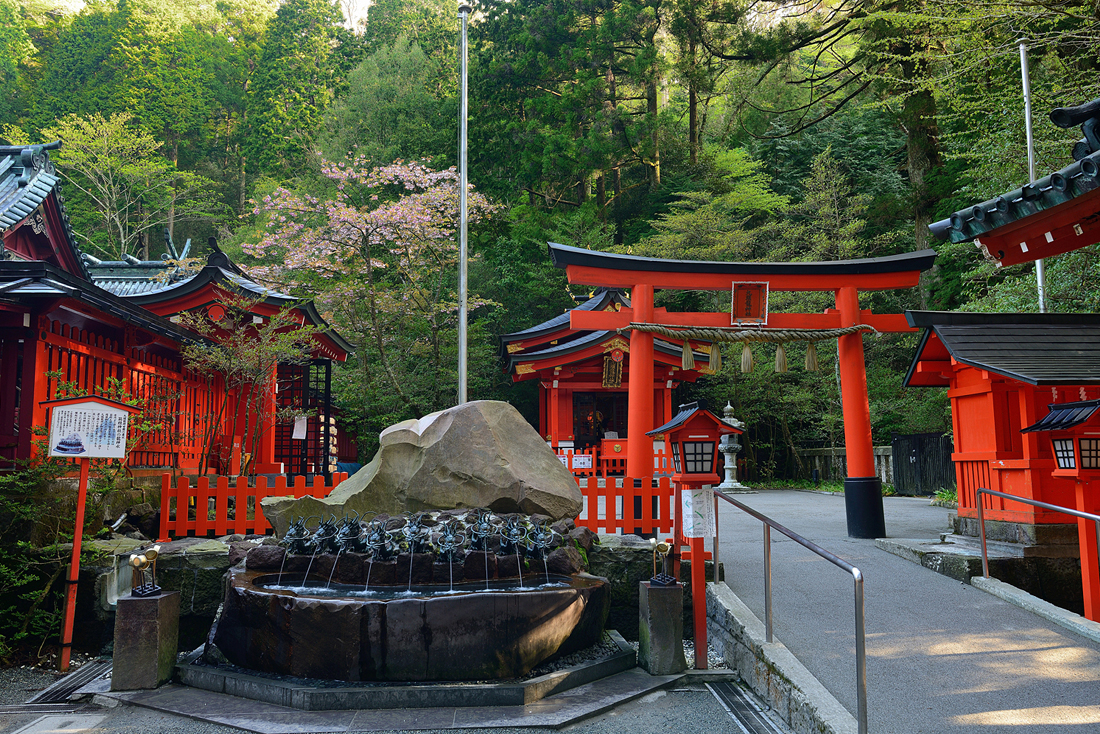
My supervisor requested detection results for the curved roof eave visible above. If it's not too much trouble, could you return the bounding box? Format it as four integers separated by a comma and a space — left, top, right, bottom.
548, 242, 938, 277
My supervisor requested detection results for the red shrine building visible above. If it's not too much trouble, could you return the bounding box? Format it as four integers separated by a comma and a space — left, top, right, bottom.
500, 288, 715, 473
923, 95, 1100, 619
0, 142, 352, 477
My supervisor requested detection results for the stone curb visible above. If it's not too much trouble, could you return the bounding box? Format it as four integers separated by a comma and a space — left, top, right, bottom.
706, 583, 857, 734
175, 631, 638, 711
970, 576, 1100, 645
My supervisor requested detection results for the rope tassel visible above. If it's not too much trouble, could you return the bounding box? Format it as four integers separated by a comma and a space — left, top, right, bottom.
805, 342, 819, 371
682, 341, 695, 370
775, 343, 788, 373
709, 344, 722, 373
740, 342, 754, 373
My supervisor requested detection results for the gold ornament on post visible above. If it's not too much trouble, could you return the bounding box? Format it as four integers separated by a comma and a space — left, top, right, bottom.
650, 539, 675, 585
129, 545, 162, 597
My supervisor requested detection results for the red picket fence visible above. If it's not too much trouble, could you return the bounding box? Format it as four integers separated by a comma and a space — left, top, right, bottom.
157, 473, 348, 540
574, 475, 676, 535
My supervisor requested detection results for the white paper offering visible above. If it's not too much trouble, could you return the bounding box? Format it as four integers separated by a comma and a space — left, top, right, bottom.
292, 416, 308, 440
681, 486, 715, 538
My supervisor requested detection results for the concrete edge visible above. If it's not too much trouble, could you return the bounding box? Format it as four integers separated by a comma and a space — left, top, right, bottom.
174, 631, 638, 711
706, 582, 857, 734
970, 576, 1100, 645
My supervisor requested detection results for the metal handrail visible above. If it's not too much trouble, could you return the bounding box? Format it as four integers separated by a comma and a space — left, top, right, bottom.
714, 490, 868, 734
975, 487, 1100, 580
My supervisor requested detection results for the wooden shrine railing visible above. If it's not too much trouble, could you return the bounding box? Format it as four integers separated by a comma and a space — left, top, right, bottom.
157, 472, 348, 540
574, 475, 676, 535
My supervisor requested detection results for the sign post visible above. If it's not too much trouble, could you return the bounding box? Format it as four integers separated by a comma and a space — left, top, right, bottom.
42, 395, 139, 672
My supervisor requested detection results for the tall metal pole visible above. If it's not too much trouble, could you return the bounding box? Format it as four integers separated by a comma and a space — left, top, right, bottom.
1020, 41, 1047, 313
457, 3, 471, 404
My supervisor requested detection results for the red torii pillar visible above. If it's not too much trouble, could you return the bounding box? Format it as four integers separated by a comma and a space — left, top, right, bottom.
626, 284, 655, 478
836, 286, 884, 537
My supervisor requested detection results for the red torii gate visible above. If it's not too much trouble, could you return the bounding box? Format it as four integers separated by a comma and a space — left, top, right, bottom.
549, 243, 938, 538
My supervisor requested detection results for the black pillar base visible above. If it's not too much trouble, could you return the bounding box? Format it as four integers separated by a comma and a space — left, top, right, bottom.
844, 477, 885, 539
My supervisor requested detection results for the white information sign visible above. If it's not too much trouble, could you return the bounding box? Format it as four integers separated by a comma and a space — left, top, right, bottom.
48, 402, 131, 459
572, 454, 593, 469
681, 486, 715, 539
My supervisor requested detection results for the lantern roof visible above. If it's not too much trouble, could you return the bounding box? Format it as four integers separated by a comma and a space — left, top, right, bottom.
646, 400, 742, 437
1021, 400, 1100, 433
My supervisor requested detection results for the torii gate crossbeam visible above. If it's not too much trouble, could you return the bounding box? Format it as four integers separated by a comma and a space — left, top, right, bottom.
549, 243, 938, 539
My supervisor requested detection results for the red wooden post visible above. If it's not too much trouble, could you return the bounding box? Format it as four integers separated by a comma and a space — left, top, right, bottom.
233, 476, 248, 535
215, 476, 230, 536
1076, 481, 1100, 620
690, 533, 707, 669
59, 458, 89, 672
196, 477, 211, 536
158, 474, 172, 542
255, 476, 271, 533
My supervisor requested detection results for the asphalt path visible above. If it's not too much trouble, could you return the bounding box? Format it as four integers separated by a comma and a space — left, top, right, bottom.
715, 490, 1100, 734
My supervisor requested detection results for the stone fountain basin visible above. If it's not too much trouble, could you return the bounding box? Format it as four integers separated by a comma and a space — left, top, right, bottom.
210, 567, 610, 681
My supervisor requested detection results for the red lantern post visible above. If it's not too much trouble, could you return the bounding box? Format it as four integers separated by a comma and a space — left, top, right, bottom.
648, 400, 741, 668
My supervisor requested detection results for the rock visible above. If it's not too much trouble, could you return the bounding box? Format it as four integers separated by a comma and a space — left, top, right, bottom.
551, 518, 576, 535
126, 503, 160, 540
262, 401, 583, 534
227, 542, 251, 566
463, 551, 497, 582
547, 546, 585, 575
569, 526, 598, 554
245, 545, 285, 571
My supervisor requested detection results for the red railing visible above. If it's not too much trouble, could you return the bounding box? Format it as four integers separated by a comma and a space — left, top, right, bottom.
574, 475, 676, 535
157, 472, 348, 540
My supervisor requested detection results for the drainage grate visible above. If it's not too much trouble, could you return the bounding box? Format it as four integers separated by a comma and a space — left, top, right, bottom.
24, 661, 112, 704
0, 703, 88, 715
707, 681, 789, 734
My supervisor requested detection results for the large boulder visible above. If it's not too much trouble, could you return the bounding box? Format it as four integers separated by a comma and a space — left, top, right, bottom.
262, 400, 582, 534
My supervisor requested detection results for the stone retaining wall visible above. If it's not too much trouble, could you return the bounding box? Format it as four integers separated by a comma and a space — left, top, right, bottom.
707, 583, 856, 734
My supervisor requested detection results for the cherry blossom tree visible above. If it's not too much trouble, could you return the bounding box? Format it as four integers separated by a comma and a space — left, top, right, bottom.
245, 158, 496, 418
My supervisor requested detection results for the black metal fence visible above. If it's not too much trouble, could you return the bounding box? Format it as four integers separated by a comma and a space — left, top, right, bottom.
891, 433, 955, 496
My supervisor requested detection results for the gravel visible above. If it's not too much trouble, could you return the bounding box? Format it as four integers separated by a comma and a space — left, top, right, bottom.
0, 665, 65, 705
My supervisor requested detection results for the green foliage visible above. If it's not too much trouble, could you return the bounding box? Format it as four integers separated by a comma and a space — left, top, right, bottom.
245, 0, 355, 178
42, 111, 222, 259
321, 37, 455, 165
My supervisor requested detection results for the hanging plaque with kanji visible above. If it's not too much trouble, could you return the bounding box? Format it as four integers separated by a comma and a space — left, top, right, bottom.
681, 485, 715, 538
731, 282, 769, 326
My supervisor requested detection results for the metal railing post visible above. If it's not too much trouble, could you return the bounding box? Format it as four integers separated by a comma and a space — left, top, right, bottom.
763, 523, 773, 643
713, 493, 720, 583
854, 569, 867, 734
978, 493, 990, 578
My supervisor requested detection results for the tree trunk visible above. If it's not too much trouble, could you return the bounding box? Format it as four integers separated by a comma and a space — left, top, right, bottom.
688, 38, 698, 165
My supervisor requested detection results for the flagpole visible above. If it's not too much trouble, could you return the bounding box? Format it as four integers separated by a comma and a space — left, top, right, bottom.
457, 2, 471, 404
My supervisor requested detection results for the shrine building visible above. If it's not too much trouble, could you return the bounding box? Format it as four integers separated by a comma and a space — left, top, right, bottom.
500, 288, 715, 474
0, 142, 353, 478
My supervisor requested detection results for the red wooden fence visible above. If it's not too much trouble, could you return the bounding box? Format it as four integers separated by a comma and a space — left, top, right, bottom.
573, 475, 676, 535
157, 472, 348, 540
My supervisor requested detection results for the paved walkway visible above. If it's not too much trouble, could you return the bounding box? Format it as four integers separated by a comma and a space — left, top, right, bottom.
717, 490, 1100, 734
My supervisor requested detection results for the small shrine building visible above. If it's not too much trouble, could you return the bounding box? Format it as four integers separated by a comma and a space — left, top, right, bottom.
500, 288, 715, 473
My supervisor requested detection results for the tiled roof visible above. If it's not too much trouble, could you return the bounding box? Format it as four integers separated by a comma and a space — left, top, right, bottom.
904, 311, 1100, 386
930, 97, 1100, 250
0, 142, 88, 278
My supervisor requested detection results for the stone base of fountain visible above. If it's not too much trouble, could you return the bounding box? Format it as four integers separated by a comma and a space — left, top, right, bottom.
208, 566, 611, 682
179, 630, 635, 710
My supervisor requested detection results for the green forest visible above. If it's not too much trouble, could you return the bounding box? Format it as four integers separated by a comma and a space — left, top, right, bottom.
3, 0, 1098, 479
